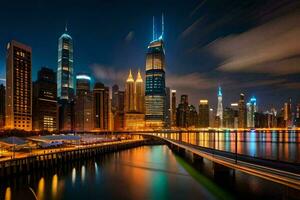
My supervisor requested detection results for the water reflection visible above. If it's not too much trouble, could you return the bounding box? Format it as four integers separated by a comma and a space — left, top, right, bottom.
5, 187, 11, 200
72, 168, 76, 185
37, 177, 45, 200
164, 130, 299, 163
81, 165, 86, 183
52, 174, 58, 198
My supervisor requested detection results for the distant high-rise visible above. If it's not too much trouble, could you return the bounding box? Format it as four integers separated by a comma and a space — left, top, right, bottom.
198, 100, 209, 128
75, 74, 93, 131
145, 15, 166, 128
238, 93, 246, 128
296, 104, 300, 127
171, 90, 176, 127
125, 70, 135, 112
164, 87, 171, 128
111, 84, 125, 130
176, 95, 189, 128
57, 25, 74, 100
216, 86, 223, 127
6, 41, 32, 130
93, 82, 109, 130
33, 67, 57, 131
135, 69, 145, 113
284, 98, 292, 128
0, 84, 5, 129
246, 96, 257, 128
230, 103, 239, 128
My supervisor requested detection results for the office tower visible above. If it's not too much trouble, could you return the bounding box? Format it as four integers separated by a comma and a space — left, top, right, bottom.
224, 107, 235, 128
125, 69, 135, 112
58, 100, 74, 131
238, 93, 246, 128
32, 67, 57, 131
135, 69, 145, 113
145, 15, 166, 128
57, 25, 74, 100
230, 103, 239, 128
111, 85, 125, 130
74, 74, 93, 131
209, 108, 215, 128
171, 90, 176, 127
296, 104, 300, 127
188, 105, 198, 128
176, 95, 189, 128
246, 96, 257, 128
0, 84, 5, 128
93, 82, 109, 130
198, 100, 209, 128
5, 40, 32, 130
284, 98, 292, 128
216, 86, 223, 127
164, 87, 171, 128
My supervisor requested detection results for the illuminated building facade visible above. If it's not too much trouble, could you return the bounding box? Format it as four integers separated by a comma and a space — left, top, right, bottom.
75, 74, 93, 131
198, 100, 209, 128
145, 15, 166, 128
216, 86, 223, 127
112, 85, 125, 130
135, 70, 145, 113
176, 95, 189, 128
33, 67, 57, 131
124, 112, 145, 130
57, 26, 74, 100
246, 96, 257, 128
171, 90, 176, 127
296, 104, 300, 127
284, 98, 292, 128
0, 84, 5, 129
238, 93, 246, 128
5, 40, 32, 130
93, 82, 109, 130
188, 105, 198, 128
230, 103, 239, 128
125, 70, 135, 112
164, 87, 171, 128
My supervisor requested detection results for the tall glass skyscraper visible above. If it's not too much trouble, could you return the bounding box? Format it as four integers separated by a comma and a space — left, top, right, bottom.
216, 86, 223, 127
57, 26, 74, 100
145, 15, 166, 128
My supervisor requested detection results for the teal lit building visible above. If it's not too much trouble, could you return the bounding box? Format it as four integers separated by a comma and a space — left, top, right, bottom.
145, 15, 166, 128
57, 26, 74, 100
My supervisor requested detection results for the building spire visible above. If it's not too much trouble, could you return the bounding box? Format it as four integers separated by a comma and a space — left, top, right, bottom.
152, 16, 155, 41
218, 86, 222, 97
127, 69, 134, 82
136, 69, 143, 82
65, 21, 68, 32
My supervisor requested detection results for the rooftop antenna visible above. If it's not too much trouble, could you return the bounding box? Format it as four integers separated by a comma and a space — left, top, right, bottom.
152, 16, 155, 41
161, 12, 164, 39
65, 21, 68, 32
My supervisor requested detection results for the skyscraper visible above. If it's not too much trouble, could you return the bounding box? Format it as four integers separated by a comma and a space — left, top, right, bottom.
216, 86, 223, 127
135, 69, 145, 113
125, 69, 135, 112
284, 98, 292, 128
32, 67, 57, 131
296, 104, 300, 127
171, 90, 176, 127
74, 74, 93, 131
198, 100, 209, 128
176, 95, 189, 128
246, 96, 257, 128
164, 87, 171, 128
145, 15, 166, 128
57, 25, 74, 100
5, 41, 32, 130
238, 93, 246, 128
0, 84, 5, 129
111, 85, 125, 130
93, 82, 109, 130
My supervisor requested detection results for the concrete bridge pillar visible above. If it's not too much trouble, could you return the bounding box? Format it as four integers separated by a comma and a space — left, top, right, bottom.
212, 162, 231, 177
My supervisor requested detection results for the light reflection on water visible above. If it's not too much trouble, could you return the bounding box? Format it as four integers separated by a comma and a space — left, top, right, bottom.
0, 145, 299, 200
164, 130, 299, 163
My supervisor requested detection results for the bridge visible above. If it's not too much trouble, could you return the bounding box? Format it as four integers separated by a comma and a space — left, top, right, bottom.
132, 132, 300, 191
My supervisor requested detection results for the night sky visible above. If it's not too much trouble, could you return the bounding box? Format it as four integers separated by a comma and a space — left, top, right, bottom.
0, 0, 300, 111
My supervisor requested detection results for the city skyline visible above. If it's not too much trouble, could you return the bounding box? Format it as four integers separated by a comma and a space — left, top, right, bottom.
0, 0, 300, 110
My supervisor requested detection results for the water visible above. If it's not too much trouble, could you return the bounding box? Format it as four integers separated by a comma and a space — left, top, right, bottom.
0, 145, 299, 200
158, 130, 300, 163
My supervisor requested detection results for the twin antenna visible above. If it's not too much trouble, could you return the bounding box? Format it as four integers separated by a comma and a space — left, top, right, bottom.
152, 13, 164, 41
